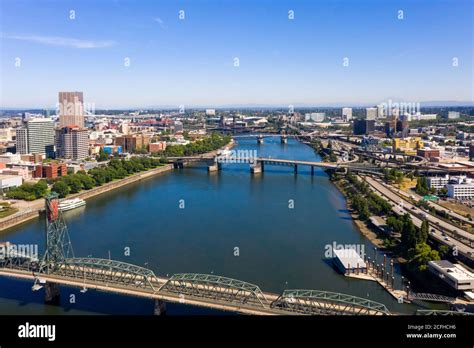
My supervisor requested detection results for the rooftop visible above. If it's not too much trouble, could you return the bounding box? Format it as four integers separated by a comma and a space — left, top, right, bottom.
333, 248, 366, 269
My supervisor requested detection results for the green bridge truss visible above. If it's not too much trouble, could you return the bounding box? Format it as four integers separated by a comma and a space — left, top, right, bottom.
271, 289, 390, 315
158, 273, 269, 308
57, 257, 158, 290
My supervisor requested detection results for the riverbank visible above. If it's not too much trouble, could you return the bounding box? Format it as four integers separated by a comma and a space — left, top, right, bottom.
0, 164, 174, 232
333, 179, 386, 248
0, 139, 235, 232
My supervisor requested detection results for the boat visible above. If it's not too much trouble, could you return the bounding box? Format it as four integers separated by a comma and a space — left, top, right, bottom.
58, 198, 86, 212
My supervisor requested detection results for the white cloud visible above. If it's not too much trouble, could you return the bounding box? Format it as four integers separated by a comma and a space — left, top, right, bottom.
152, 17, 167, 31
1, 33, 116, 48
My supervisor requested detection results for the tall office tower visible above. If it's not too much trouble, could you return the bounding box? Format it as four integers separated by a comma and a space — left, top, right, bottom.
55, 126, 89, 160
16, 128, 29, 154
365, 108, 377, 120
342, 108, 353, 121
58, 91, 84, 128
17, 118, 55, 157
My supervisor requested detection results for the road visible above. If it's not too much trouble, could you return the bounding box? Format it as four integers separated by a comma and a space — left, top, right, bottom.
362, 176, 474, 260
395, 188, 474, 227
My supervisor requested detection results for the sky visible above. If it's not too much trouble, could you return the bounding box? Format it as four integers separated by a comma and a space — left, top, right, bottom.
0, 0, 472, 109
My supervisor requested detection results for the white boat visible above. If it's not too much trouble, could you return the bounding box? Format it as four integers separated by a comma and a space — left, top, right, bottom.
59, 198, 86, 212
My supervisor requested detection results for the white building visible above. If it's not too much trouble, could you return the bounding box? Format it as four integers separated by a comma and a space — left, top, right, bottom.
17, 118, 55, 157
428, 260, 474, 291
448, 111, 460, 119
427, 175, 449, 190
205, 109, 216, 116
0, 128, 14, 142
342, 108, 352, 121
447, 180, 474, 200
410, 113, 438, 121
0, 174, 22, 190
305, 113, 325, 122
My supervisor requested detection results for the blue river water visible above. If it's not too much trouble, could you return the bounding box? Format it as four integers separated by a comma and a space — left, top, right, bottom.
0, 136, 431, 314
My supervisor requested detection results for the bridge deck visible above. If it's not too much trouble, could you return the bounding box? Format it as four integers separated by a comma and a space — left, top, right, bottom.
0, 268, 390, 315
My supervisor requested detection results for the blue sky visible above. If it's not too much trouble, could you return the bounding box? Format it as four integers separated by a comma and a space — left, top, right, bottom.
0, 0, 472, 108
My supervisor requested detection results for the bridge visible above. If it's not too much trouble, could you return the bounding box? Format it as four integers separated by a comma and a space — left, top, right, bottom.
409, 292, 457, 303
0, 193, 391, 316
167, 155, 382, 175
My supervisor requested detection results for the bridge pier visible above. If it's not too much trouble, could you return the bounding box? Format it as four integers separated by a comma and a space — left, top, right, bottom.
257, 135, 264, 144
173, 162, 184, 169
154, 299, 167, 315
208, 164, 219, 172
311, 166, 314, 176
44, 282, 60, 305
251, 161, 263, 174
281, 135, 288, 144
294, 164, 298, 174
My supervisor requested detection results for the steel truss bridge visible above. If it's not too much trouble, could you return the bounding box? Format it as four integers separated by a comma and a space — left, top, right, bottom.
0, 194, 392, 315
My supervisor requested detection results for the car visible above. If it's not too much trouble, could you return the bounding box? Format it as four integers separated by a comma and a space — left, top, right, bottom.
431, 229, 435, 233
444, 236, 450, 241
441, 232, 447, 237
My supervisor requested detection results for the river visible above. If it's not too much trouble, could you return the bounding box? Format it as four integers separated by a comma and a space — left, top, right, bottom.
0, 136, 435, 314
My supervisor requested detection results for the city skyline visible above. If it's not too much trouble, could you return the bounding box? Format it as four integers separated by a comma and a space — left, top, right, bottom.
0, 0, 472, 109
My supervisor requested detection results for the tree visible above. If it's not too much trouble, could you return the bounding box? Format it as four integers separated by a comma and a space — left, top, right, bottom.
63, 175, 83, 193
52, 180, 70, 198
410, 243, 440, 271
419, 220, 429, 244
386, 216, 403, 233
76, 173, 95, 190
415, 177, 430, 196
401, 214, 418, 252
97, 148, 109, 162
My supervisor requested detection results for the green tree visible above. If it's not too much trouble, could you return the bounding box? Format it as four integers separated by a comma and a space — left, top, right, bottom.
419, 220, 429, 244
411, 243, 440, 271
63, 175, 83, 193
52, 180, 70, 198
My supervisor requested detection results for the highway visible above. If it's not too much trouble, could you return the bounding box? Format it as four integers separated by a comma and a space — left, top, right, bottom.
395, 188, 474, 227
361, 176, 474, 261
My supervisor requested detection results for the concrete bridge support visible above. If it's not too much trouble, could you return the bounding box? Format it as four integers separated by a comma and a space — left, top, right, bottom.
257, 135, 264, 144
294, 164, 298, 174
281, 135, 288, 144
208, 163, 220, 172
311, 166, 314, 176
251, 162, 263, 174
44, 282, 60, 305
154, 299, 167, 315
173, 162, 184, 169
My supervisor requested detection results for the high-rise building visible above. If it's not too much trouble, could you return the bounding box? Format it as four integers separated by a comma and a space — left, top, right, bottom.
16, 118, 55, 157
353, 119, 375, 135
15, 128, 28, 155
342, 108, 352, 121
366, 108, 377, 120
55, 127, 89, 160
58, 92, 84, 128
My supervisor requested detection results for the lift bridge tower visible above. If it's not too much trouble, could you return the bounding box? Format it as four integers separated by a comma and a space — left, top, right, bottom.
40, 192, 74, 275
